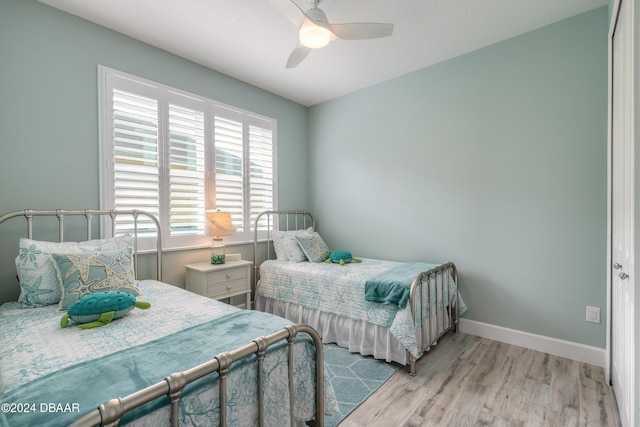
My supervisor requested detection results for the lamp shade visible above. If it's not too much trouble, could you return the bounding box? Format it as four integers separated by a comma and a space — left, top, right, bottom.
205, 210, 236, 238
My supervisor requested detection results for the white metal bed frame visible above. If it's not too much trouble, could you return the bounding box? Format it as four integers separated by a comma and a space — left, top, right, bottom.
0, 209, 163, 281
69, 323, 325, 427
0, 209, 325, 427
253, 209, 459, 376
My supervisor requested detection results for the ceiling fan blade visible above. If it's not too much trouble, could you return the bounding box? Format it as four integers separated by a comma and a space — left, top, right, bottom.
329, 22, 394, 40
286, 44, 312, 68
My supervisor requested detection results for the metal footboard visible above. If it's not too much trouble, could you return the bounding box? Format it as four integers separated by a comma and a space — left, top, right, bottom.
407, 261, 459, 376
69, 324, 325, 427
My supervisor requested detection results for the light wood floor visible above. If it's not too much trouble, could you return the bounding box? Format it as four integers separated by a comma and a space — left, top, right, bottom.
338, 332, 621, 427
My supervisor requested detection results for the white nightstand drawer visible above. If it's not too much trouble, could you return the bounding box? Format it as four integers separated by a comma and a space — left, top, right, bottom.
207, 268, 247, 285
207, 279, 247, 298
184, 260, 253, 310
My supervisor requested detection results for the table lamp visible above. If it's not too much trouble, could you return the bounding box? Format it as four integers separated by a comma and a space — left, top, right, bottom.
205, 209, 236, 264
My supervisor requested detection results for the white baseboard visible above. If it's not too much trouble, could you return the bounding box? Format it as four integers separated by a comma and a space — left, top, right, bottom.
458, 318, 605, 368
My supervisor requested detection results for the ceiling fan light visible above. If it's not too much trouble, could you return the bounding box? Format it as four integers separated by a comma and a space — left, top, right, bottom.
299, 25, 331, 49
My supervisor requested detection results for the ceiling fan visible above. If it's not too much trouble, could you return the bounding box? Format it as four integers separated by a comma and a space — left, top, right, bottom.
269, 0, 394, 68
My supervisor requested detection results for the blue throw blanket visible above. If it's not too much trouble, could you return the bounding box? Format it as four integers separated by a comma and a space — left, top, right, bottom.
364, 262, 437, 309
0, 310, 308, 426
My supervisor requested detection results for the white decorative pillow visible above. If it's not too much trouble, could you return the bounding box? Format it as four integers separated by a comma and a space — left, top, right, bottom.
15, 235, 133, 308
294, 232, 331, 263
272, 227, 314, 262
53, 248, 138, 311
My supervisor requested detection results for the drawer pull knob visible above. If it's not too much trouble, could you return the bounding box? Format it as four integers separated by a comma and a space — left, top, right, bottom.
226, 273, 232, 279
226, 285, 232, 291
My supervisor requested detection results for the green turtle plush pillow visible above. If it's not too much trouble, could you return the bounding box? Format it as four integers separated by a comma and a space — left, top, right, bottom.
60, 290, 150, 329
325, 251, 362, 265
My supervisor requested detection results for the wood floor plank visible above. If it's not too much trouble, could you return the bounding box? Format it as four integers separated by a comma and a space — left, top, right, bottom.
339, 332, 621, 427
525, 348, 552, 385
341, 333, 482, 427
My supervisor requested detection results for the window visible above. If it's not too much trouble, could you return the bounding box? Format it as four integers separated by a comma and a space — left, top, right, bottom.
99, 66, 276, 249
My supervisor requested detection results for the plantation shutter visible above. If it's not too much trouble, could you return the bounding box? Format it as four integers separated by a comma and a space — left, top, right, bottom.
214, 106, 245, 232
213, 108, 275, 236
168, 101, 206, 237
248, 116, 274, 232
100, 66, 277, 246
112, 89, 160, 236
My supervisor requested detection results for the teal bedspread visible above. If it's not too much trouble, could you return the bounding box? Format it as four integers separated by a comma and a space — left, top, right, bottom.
0, 281, 337, 426
364, 262, 437, 308
1, 310, 320, 426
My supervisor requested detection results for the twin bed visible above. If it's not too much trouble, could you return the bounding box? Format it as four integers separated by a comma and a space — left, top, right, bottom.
253, 210, 466, 376
0, 208, 465, 426
0, 209, 332, 427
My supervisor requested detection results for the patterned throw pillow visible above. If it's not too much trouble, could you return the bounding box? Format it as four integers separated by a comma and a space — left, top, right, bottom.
15, 235, 133, 308
52, 249, 139, 311
294, 232, 331, 263
272, 227, 314, 262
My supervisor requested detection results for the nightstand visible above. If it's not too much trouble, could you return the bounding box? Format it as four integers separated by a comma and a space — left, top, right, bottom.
185, 260, 253, 309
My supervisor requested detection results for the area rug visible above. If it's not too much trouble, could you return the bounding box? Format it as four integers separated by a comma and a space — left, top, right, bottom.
323, 344, 399, 427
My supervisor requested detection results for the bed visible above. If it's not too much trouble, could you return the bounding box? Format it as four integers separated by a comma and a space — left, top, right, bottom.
0, 209, 336, 427
253, 210, 467, 376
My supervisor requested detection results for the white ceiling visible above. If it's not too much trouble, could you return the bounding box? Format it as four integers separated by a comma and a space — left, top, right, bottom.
39, 0, 607, 106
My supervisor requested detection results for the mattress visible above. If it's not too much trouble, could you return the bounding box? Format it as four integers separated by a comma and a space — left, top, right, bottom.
0, 280, 337, 426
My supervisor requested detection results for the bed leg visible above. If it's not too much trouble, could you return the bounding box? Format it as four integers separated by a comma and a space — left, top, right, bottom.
409, 354, 416, 376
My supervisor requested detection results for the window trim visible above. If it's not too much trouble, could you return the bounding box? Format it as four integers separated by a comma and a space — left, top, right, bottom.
98, 66, 278, 250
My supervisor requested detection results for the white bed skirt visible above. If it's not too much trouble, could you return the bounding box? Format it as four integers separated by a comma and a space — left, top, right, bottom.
255, 294, 411, 365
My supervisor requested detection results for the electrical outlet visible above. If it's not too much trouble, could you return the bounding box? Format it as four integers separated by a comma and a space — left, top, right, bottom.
586, 306, 600, 323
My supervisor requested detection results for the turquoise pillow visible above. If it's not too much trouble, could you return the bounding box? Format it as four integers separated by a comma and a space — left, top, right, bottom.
52, 249, 139, 311
294, 232, 330, 263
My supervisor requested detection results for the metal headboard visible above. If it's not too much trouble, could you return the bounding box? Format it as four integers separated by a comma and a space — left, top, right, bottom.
0, 209, 162, 281
253, 210, 314, 288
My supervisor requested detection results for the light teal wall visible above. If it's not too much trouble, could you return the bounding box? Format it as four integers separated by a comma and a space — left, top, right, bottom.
0, 1, 610, 349
0, 0, 309, 302
308, 8, 608, 348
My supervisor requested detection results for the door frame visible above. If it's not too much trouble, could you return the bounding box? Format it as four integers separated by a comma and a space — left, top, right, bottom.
605, 0, 617, 386
606, 1, 638, 425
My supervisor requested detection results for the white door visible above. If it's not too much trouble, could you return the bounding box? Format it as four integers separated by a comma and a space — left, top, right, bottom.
609, 0, 636, 426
